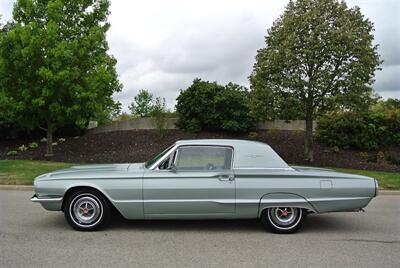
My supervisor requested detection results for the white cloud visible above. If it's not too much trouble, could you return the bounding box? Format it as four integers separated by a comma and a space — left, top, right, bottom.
1, 0, 399, 110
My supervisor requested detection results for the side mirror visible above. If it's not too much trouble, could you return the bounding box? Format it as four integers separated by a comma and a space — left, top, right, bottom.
170, 163, 177, 173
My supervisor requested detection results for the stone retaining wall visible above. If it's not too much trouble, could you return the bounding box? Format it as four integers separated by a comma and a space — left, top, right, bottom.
87, 118, 316, 134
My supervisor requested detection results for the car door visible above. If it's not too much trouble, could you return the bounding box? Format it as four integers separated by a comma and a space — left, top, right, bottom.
143, 145, 235, 218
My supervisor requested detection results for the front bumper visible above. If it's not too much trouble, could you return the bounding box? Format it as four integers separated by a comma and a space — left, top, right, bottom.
31, 194, 63, 203
31, 194, 63, 211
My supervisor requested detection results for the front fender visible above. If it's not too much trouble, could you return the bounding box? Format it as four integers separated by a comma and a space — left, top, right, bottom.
258, 192, 317, 217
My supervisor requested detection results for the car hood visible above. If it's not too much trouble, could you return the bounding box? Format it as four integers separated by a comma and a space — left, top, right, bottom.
35, 163, 144, 181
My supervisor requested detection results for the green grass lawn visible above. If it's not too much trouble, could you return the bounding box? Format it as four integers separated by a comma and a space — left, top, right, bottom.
0, 160, 399, 190
0, 160, 73, 185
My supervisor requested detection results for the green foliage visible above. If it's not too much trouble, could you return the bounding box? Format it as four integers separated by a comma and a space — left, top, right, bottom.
95, 101, 122, 124
115, 112, 133, 121
129, 89, 156, 117
386, 154, 400, 166
0, 0, 122, 155
250, 0, 381, 160
250, 89, 305, 121
176, 79, 256, 133
216, 83, 256, 132
29, 142, 38, 149
18, 144, 28, 152
150, 97, 169, 136
6, 150, 17, 156
316, 109, 400, 150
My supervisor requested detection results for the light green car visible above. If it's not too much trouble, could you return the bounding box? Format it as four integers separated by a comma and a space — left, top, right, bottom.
31, 139, 378, 233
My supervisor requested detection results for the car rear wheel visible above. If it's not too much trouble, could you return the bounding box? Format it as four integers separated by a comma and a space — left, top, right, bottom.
64, 189, 111, 231
261, 207, 306, 233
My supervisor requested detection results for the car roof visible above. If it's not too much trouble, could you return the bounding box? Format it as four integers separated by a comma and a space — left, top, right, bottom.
175, 139, 290, 169
175, 139, 269, 147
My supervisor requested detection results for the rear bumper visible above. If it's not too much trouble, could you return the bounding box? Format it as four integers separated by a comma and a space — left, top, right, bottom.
31, 194, 63, 211
374, 179, 379, 197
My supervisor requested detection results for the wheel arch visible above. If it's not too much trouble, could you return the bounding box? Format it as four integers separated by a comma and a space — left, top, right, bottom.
258, 192, 317, 217
62, 185, 122, 217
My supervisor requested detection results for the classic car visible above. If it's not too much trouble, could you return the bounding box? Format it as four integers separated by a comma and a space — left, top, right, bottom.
31, 139, 378, 233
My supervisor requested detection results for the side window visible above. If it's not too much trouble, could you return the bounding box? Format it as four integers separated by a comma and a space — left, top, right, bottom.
158, 150, 177, 170
175, 146, 233, 171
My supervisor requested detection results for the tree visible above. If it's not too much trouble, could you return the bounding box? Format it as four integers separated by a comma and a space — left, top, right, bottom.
176, 79, 255, 132
150, 96, 169, 136
176, 79, 223, 132
250, 89, 306, 121
128, 89, 155, 117
215, 83, 255, 132
250, 0, 381, 161
0, 0, 121, 156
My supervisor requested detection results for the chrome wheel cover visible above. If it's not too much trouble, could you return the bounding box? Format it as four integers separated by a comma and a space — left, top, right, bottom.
267, 207, 302, 230
69, 194, 103, 228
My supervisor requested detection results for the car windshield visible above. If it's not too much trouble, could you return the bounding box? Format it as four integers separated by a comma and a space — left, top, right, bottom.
145, 144, 174, 169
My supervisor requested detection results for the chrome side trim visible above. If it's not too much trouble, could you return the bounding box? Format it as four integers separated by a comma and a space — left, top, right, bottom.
234, 167, 293, 170
31, 195, 63, 203
307, 197, 370, 202
114, 198, 314, 204
260, 198, 307, 203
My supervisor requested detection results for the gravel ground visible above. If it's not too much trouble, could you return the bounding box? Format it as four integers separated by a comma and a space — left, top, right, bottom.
0, 190, 399, 268
1, 129, 400, 172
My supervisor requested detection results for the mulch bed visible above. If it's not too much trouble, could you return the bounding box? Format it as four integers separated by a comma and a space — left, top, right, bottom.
1, 129, 399, 172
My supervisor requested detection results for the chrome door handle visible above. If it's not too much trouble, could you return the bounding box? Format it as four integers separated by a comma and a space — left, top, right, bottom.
218, 175, 235, 181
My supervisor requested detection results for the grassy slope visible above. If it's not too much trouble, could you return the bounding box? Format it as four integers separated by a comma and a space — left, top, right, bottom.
0, 160, 399, 189
0, 160, 73, 185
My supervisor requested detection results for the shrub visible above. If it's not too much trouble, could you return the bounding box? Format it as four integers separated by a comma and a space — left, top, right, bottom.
29, 142, 38, 149
176, 79, 256, 132
386, 154, 400, 166
316, 110, 400, 150
6, 150, 17, 156
115, 112, 133, 121
150, 97, 169, 137
18, 144, 28, 152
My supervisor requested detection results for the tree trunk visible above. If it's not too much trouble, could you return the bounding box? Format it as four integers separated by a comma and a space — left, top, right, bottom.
304, 115, 314, 162
45, 127, 54, 157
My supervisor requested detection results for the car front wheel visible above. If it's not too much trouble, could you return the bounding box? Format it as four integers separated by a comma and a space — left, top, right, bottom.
64, 189, 111, 231
261, 207, 306, 233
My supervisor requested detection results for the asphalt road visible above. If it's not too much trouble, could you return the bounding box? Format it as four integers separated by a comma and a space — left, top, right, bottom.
0, 190, 399, 268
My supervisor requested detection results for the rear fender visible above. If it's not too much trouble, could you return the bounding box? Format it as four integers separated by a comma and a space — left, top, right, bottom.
258, 192, 317, 217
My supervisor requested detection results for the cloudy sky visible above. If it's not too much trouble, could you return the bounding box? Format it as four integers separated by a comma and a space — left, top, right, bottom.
1, 0, 399, 110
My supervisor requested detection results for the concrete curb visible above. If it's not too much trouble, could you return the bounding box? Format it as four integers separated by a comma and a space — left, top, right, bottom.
0, 185, 399, 195
379, 190, 400, 196
0, 185, 34, 191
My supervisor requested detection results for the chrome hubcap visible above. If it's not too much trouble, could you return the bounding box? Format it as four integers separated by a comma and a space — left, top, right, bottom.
270, 207, 299, 226
71, 195, 101, 225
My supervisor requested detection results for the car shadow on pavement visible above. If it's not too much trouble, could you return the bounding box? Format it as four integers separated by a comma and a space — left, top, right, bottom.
105, 213, 363, 233
37, 212, 366, 233
109, 217, 265, 233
